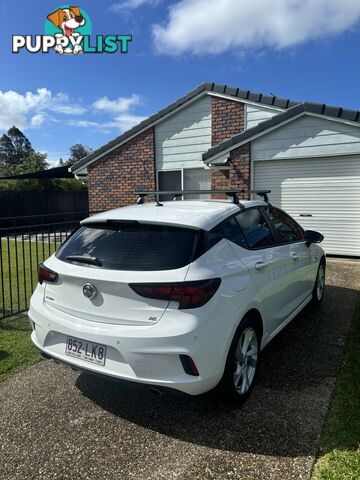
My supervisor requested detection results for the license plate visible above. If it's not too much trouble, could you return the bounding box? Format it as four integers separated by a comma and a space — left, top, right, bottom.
65, 336, 106, 366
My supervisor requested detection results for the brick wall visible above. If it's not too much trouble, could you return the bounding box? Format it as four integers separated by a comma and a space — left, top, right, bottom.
210, 96, 250, 198
211, 96, 245, 146
88, 128, 155, 212
87, 94, 250, 211
211, 143, 251, 199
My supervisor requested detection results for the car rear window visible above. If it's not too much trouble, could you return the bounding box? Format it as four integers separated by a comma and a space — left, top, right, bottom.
56, 222, 199, 271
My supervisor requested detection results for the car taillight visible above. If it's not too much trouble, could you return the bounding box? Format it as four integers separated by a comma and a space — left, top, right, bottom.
129, 278, 221, 309
38, 263, 58, 284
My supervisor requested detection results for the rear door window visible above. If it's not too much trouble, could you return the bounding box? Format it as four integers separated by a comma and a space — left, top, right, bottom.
235, 208, 275, 249
56, 222, 198, 271
206, 217, 247, 251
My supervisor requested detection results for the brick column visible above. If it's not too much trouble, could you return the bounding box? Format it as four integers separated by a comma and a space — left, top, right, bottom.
210, 96, 250, 199
211, 96, 245, 146
210, 143, 251, 199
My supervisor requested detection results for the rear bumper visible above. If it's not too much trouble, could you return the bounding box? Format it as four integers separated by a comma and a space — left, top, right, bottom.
31, 336, 191, 397
28, 290, 232, 396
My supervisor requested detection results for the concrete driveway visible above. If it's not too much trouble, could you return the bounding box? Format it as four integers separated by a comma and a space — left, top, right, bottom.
1, 259, 359, 480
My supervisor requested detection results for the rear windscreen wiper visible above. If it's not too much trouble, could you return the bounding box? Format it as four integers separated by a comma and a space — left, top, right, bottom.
66, 255, 102, 266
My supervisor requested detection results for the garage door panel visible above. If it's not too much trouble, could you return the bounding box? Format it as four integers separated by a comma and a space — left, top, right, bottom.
254, 156, 360, 256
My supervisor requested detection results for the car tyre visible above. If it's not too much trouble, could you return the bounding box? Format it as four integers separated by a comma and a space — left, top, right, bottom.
217, 315, 261, 405
312, 259, 326, 305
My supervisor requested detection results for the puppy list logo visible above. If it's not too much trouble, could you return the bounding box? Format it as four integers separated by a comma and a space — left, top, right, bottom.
12, 5, 132, 55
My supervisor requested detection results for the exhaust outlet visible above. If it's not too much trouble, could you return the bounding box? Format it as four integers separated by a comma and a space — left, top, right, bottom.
148, 386, 163, 396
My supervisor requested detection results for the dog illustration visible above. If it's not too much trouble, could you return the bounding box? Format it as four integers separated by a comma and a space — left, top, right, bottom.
47, 6, 86, 55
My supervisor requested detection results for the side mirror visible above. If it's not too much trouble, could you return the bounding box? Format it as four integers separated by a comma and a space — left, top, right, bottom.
305, 230, 324, 247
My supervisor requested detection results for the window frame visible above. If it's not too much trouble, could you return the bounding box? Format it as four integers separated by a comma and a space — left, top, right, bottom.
205, 205, 307, 252
204, 215, 248, 252
260, 205, 306, 247
156, 168, 211, 197
205, 206, 277, 252
234, 207, 278, 250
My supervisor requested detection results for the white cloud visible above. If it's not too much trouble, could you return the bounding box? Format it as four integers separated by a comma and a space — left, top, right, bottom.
113, 114, 148, 131
90, 94, 146, 132
110, 0, 162, 12
68, 114, 147, 133
0, 88, 86, 131
52, 105, 86, 115
68, 120, 100, 128
0, 88, 147, 136
93, 94, 142, 114
153, 0, 360, 55
30, 113, 46, 127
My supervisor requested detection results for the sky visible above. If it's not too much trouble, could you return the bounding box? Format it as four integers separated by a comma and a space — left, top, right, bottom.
1, 0, 360, 166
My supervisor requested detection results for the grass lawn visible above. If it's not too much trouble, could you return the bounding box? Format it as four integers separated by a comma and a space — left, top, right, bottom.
0, 237, 56, 317
312, 301, 360, 480
0, 313, 42, 382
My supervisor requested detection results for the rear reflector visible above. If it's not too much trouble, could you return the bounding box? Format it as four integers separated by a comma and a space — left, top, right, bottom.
129, 278, 221, 309
38, 263, 58, 285
180, 355, 199, 376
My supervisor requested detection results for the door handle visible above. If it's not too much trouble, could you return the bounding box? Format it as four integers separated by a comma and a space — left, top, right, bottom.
291, 253, 299, 260
255, 261, 268, 270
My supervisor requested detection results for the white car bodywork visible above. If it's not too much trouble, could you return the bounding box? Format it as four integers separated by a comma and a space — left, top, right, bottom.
29, 200, 325, 395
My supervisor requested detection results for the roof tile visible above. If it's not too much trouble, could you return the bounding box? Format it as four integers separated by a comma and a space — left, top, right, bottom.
259, 95, 276, 106
341, 108, 359, 121
203, 100, 360, 162
273, 97, 289, 108
72, 82, 360, 173
248, 92, 262, 102
213, 83, 227, 93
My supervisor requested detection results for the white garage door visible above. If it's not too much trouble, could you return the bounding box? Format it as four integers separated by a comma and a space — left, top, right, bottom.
253, 155, 360, 256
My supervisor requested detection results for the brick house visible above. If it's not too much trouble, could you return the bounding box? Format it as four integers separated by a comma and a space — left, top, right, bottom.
71, 82, 360, 256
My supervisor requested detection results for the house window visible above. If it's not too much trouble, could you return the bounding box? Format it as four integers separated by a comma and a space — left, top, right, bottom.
158, 168, 210, 201
158, 170, 182, 201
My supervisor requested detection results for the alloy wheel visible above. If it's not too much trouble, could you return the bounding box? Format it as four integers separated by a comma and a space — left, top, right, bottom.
233, 327, 258, 395
316, 265, 325, 301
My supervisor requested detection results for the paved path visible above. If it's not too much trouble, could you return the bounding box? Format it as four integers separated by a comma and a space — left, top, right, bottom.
1, 260, 359, 480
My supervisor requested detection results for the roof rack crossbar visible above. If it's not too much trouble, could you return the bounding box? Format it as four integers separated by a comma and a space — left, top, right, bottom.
131, 189, 271, 206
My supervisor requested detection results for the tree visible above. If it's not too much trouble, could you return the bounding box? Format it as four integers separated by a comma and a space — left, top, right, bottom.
0, 126, 33, 172
67, 143, 92, 166
0, 127, 49, 190
0, 152, 50, 191
21, 151, 49, 173
55, 147, 89, 190
8, 126, 33, 162
0, 133, 15, 175
0, 127, 89, 191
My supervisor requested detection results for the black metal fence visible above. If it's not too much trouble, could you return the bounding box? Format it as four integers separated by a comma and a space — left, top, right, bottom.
0, 190, 89, 225
0, 211, 94, 320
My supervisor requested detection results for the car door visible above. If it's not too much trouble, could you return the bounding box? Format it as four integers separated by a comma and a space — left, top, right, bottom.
234, 207, 299, 337
263, 205, 313, 305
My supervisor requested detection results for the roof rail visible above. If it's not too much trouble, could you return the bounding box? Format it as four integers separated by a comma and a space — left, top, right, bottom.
130, 189, 271, 207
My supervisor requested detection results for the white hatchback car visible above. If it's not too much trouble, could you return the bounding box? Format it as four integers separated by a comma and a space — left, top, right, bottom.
29, 191, 325, 403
